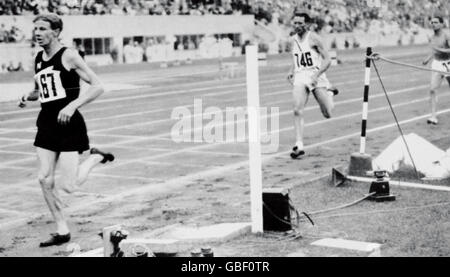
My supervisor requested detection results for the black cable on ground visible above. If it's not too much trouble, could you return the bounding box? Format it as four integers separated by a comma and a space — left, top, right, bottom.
307, 192, 375, 216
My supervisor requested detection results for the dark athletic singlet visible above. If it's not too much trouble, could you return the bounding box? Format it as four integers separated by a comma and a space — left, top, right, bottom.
33, 47, 89, 153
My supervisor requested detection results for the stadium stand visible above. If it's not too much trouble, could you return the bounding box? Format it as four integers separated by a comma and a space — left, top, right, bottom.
0, 1, 448, 37
0, 1, 447, 29
0, 0, 449, 72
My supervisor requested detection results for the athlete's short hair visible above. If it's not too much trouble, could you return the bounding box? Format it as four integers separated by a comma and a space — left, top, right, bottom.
293, 10, 311, 23
33, 13, 63, 32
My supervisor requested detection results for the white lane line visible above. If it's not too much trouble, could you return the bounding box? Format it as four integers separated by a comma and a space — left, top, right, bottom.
0, 149, 36, 156
0, 207, 30, 215
273, 94, 441, 135
184, 149, 248, 157
0, 141, 31, 149
92, 55, 424, 86
91, 143, 170, 151
0, 75, 285, 117
90, 173, 165, 183
96, 81, 427, 137
0, 72, 381, 124
0, 137, 33, 142
0, 80, 279, 123
0, 156, 35, 167
0, 165, 33, 170
347, 175, 450, 192
0, 170, 163, 194
0, 182, 107, 199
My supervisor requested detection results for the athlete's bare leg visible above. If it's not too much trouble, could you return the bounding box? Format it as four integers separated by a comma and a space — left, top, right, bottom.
58, 151, 103, 193
37, 147, 69, 235
313, 87, 334, 118
428, 72, 443, 124
291, 84, 309, 157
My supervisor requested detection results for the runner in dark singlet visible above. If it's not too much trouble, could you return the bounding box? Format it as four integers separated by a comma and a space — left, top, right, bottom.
18, 14, 115, 247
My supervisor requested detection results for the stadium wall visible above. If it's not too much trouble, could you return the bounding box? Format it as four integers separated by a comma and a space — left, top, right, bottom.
0, 15, 255, 67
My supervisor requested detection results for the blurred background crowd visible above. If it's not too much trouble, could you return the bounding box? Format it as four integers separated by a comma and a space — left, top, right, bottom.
0, 0, 449, 73
0, 0, 448, 32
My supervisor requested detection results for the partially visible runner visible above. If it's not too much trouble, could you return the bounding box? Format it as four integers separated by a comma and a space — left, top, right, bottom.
422, 15, 450, 125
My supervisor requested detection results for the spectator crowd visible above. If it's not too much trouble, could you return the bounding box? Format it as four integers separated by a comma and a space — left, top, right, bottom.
288, 0, 449, 34
0, 1, 448, 34
1, 0, 449, 73
0, 22, 25, 42
0, 0, 251, 16
248, 0, 449, 35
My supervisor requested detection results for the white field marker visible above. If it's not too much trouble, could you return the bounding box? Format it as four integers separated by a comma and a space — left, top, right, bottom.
246, 45, 263, 234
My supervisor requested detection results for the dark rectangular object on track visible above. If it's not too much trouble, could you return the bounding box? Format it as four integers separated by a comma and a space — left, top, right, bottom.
262, 188, 292, 232
368, 171, 396, 202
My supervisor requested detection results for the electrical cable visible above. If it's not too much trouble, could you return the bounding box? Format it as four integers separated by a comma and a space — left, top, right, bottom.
313, 201, 450, 220
307, 192, 376, 215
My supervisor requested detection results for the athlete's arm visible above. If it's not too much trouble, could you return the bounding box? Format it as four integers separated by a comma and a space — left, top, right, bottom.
57, 49, 104, 124
67, 48, 104, 107
18, 52, 40, 108
288, 63, 295, 84
423, 53, 433, 65
287, 38, 295, 84
18, 82, 39, 108
432, 46, 450, 54
310, 33, 331, 77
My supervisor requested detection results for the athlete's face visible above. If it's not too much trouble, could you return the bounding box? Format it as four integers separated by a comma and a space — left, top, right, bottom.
293, 16, 308, 36
430, 18, 442, 31
34, 20, 59, 47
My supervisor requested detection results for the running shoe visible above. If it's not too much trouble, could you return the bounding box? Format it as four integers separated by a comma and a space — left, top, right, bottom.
427, 117, 438, 125
329, 86, 339, 96
39, 233, 71, 247
290, 146, 305, 159
90, 148, 115, 164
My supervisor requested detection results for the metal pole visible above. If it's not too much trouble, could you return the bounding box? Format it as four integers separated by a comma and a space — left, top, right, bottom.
360, 47, 372, 154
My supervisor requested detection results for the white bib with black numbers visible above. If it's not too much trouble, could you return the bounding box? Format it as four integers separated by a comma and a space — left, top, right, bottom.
34, 66, 66, 103
292, 32, 320, 72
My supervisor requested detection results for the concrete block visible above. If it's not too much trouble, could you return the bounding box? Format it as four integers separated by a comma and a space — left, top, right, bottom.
311, 238, 381, 257
286, 250, 307, 257
349, 152, 373, 176
71, 248, 104, 257
119, 238, 189, 254
156, 222, 251, 243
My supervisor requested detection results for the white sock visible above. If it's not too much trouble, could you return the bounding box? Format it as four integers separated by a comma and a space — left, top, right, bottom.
56, 223, 70, 235
295, 141, 304, 149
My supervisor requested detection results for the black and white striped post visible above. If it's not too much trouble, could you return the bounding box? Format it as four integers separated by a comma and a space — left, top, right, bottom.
360, 47, 372, 154
348, 47, 374, 176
